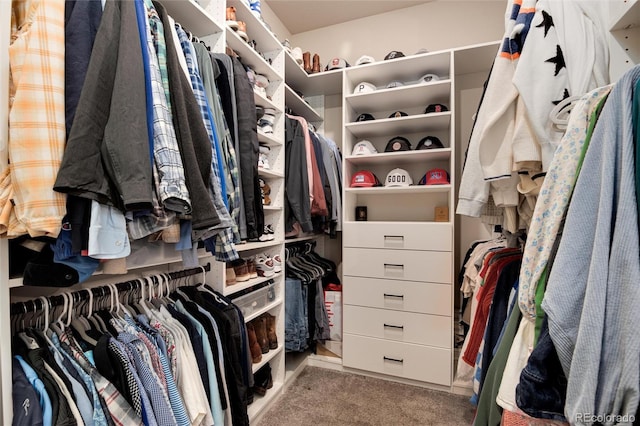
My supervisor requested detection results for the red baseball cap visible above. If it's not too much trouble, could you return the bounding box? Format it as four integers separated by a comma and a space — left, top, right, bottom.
350, 170, 381, 187
419, 168, 450, 185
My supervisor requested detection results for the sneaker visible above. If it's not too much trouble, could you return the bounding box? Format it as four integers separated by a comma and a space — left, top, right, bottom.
255, 74, 269, 89
250, 0, 261, 18
258, 153, 270, 170
259, 225, 275, 241
291, 47, 303, 65
254, 85, 267, 98
282, 39, 292, 52
226, 6, 239, 30
236, 21, 249, 42
271, 253, 282, 273
255, 255, 275, 277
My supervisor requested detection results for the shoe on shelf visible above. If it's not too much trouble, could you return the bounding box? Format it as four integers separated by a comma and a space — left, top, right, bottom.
253, 316, 270, 354
256, 106, 265, 122
226, 6, 239, 30
282, 39, 292, 52
246, 258, 258, 279
258, 224, 274, 242
250, 0, 261, 19
303, 51, 312, 73
225, 264, 237, 285
255, 254, 275, 277
259, 144, 271, 155
236, 21, 249, 42
253, 363, 273, 396
254, 85, 267, 98
263, 313, 278, 349
258, 153, 271, 170
231, 259, 250, 282
247, 322, 262, 363
259, 178, 271, 206
312, 53, 321, 73
255, 73, 269, 89
271, 253, 282, 273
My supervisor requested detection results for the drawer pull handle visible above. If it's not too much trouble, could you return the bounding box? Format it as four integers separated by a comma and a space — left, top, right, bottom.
383, 356, 404, 364
384, 263, 404, 269
384, 235, 404, 246
383, 293, 404, 299
384, 323, 404, 330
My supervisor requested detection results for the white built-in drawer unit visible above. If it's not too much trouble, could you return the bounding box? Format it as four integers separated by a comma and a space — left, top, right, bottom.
343, 222, 452, 251
343, 334, 452, 386
343, 276, 452, 316
343, 247, 452, 283
344, 305, 451, 348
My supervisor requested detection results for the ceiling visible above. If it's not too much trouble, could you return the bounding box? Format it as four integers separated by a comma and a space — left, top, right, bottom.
264, 1, 433, 34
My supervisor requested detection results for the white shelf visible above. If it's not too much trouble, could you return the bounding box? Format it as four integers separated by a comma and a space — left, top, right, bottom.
221, 271, 282, 297
163, 0, 223, 38
285, 85, 323, 122
345, 184, 451, 195
284, 50, 343, 96
345, 112, 451, 139
453, 41, 500, 75
235, 239, 284, 252
252, 345, 284, 374
244, 297, 283, 322
610, 0, 640, 30
345, 80, 451, 113
228, 0, 283, 53
225, 27, 281, 83
257, 131, 282, 147
285, 234, 322, 244
345, 148, 451, 166
254, 91, 280, 113
344, 51, 451, 86
258, 168, 284, 179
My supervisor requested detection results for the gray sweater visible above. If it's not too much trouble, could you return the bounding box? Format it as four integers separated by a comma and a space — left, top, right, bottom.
542, 65, 640, 425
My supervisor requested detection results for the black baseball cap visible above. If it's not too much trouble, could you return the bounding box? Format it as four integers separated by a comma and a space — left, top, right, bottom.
384, 136, 412, 152
415, 136, 444, 150
384, 51, 405, 60
356, 113, 375, 122
425, 103, 449, 113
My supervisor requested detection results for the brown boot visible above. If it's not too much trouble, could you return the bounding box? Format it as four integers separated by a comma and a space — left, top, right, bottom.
312, 54, 321, 74
264, 313, 278, 349
303, 51, 312, 73
253, 317, 269, 354
247, 322, 262, 363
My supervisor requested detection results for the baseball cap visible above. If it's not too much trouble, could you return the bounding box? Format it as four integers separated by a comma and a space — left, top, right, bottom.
415, 136, 444, 150
415, 48, 430, 55
420, 73, 440, 83
326, 57, 350, 70
425, 103, 449, 113
350, 170, 382, 187
353, 82, 376, 94
388, 111, 408, 118
384, 136, 412, 152
355, 113, 375, 122
356, 55, 375, 66
386, 80, 404, 89
351, 140, 377, 156
385, 168, 413, 187
384, 51, 405, 60
419, 168, 450, 185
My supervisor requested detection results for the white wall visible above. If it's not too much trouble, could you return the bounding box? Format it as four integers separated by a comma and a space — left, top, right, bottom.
288, 1, 505, 69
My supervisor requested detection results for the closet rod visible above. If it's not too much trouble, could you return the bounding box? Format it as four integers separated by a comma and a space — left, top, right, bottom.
9, 262, 210, 315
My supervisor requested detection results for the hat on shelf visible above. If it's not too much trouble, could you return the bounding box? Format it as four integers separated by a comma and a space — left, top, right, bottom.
355, 55, 375, 66
384, 168, 413, 187
384, 51, 405, 60
420, 73, 440, 83
386, 80, 404, 89
419, 168, 450, 185
384, 136, 412, 152
355, 113, 375, 122
415, 136, 444, 150
415, 48, 430, 55
425, 103, 449, 113
291, 47, 304, 65
351, 140, 378, 156
350, 170, 382, 187
388, 111, 408, 118
353, 82, 376, 94
325, 57, 350, 70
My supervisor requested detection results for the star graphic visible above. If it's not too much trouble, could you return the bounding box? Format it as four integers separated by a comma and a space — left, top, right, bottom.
536, 10, 554, 37
552, 88, 570, 106
545, 45, 566, 76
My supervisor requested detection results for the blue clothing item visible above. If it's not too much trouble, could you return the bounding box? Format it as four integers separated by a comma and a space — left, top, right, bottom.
50, 345, 94, 426
133, 0, 154, 163
15, 355, 52, 426
174, 300, 224, 426
285, 278, 309, 352
515, 316, 567, 421
13, 356, 44, 426
51, 333, 109, 426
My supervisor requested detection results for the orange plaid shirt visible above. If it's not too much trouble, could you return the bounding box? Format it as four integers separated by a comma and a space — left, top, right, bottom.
1, 0, 66, 238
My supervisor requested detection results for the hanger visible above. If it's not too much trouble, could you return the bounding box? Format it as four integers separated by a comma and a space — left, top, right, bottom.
70, 289, 99, 347
549, 94, 582, 131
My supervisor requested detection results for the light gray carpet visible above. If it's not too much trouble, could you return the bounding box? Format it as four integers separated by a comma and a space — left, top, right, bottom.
256, 367, 475, 425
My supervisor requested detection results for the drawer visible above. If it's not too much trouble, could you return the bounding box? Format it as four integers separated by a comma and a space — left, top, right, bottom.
344, 305, 451, 348
343, 276, 451, 316
343, 248, 452, 284
343, 222, 452, 251
343, 334, 451, 386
